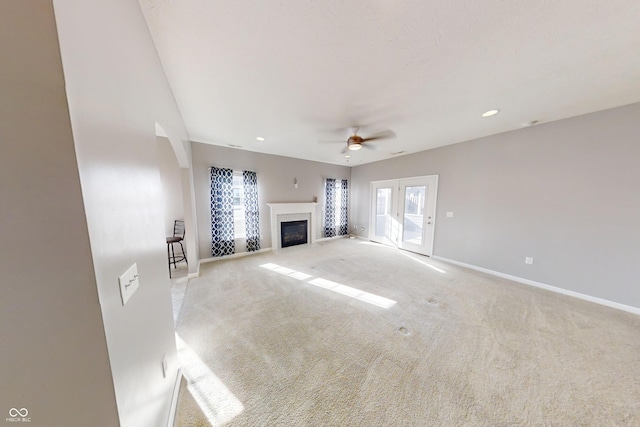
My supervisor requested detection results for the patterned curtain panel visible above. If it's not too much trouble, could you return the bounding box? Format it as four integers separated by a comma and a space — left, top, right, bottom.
210, 167, 235, 257
243, 170, 261, 252
338, 179, 349, 236
324, 178, 337, 237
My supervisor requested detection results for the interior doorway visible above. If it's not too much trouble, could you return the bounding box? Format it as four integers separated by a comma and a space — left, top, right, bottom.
369, 175, 438, 256
157, 136, 188, 279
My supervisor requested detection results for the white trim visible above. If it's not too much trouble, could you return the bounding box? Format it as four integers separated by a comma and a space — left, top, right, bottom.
167, 368, 183, 427
197, 237, 346, 266
369, 180, 394, 243
428, 176, 439, 257
369, 175, 439, 256
315, 235, 348, 243
183, 258, 201, 279
432, 256, 640, 316
199, 247, 273, 265
267, 203, 318, 250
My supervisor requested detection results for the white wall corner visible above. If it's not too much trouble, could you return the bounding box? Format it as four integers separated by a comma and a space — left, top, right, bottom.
167, 368, 183, 427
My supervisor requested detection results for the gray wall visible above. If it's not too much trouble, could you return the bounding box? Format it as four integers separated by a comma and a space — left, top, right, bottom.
157, 137, 185, 238
53, 0, 191, 425
192, 143, 351, 257
0, 1, 119, 425
351, 103, 640, 309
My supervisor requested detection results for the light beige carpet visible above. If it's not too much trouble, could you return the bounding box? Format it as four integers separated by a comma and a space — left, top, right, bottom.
174, 239, 640, 426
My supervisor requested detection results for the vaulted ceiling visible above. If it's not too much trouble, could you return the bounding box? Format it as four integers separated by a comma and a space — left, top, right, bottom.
139, 0, 640, 165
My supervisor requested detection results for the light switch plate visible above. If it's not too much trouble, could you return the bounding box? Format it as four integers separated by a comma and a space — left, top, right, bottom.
446, 212, 454, 218
525, 257, 534, 265
118, 263, 139, 306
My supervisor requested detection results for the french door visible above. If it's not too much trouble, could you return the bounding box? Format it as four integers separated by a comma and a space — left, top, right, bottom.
370, 175, 438, 256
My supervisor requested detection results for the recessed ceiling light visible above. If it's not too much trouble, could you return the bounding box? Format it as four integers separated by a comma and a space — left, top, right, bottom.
344, 154, 351, 158
482, 109, 500, 117
256, 136, 265, 141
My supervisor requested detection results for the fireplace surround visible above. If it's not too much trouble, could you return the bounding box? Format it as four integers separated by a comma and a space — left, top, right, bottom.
267, 203, 318, 250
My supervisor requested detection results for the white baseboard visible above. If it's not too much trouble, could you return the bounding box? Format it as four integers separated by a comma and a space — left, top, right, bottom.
432, 256, 640, 316
199, 247, 273, 265
167, 368, 183, 427
187, 262, 200, 279
197, 239, 345, 267
315, 235, 348, 243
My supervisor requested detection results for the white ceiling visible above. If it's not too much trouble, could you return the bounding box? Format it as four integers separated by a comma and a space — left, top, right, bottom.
139, 0, 640, 166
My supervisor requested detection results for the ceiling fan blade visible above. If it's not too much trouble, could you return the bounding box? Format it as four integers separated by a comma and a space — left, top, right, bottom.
361, 130, 396, 142
363, 143, 380, 151
340, 146, 348, 154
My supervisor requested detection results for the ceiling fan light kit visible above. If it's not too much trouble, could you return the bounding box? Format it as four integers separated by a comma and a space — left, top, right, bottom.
319, 126, 396, 156
482, 109, 500, 117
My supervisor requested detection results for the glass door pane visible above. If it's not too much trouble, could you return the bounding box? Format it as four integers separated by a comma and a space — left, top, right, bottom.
371, 176, 437, 256
375, 187, 393, 238
402, 186, 426, 245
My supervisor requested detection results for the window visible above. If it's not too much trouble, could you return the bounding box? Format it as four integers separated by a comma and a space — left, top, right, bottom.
210, 167, 261, 256
324, 178, 348, 237
334, 181, 344, 228
232, 172, 246, 239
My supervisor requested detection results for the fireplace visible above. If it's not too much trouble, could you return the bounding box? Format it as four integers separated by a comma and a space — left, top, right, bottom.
281, 220, 308, 248
268, 202, 317, 250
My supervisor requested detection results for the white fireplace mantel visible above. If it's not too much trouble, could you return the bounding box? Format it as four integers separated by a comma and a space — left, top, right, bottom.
268, 203, 318, 249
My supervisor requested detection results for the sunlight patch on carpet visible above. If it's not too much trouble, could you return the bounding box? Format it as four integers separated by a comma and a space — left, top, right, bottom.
309, 278, 397, 309
399, 251, 446, 273
260, 263, 396, 309
176, 334, 244, 426
260, 263, 312, 280
358, 241, 446, 274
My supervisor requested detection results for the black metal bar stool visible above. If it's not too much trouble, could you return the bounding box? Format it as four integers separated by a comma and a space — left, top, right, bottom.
166, 220, 188, 278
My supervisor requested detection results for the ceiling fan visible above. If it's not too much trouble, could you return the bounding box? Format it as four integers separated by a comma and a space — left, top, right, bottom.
320, 126, 396, 153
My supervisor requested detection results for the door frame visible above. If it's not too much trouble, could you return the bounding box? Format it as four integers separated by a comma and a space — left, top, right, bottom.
369, 175, 439, 256
369, 179, 399, 247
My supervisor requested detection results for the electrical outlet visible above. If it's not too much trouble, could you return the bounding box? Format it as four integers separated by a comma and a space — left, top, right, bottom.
360, 226, 365, 231
525, 257, 534, 265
